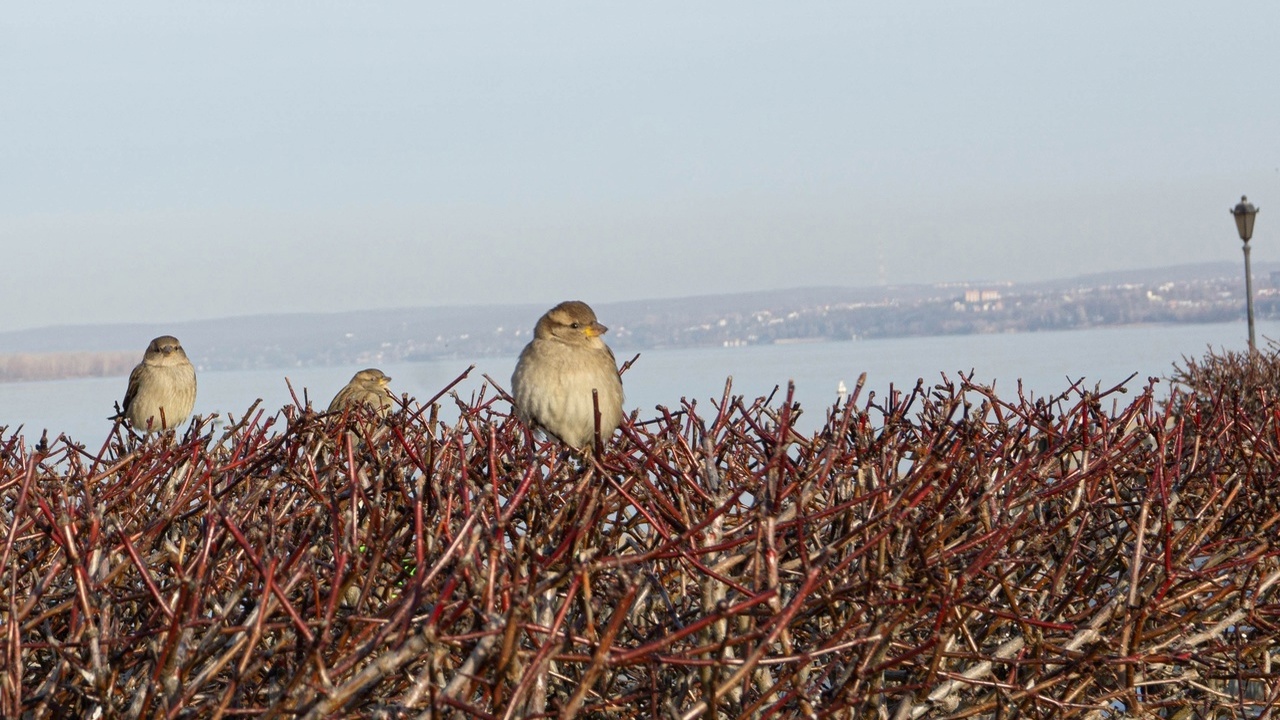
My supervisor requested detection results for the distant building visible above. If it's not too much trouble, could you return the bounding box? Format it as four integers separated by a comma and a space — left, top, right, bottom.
959, 289, 1004, 312
963, 289, 1002, 303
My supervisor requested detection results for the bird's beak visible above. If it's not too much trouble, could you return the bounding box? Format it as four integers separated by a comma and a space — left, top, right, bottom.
585, 322, 608, 337
381, 377, 391, 385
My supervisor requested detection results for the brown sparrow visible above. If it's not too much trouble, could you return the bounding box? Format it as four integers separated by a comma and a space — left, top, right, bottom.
116, 335, 197, 432
511, 301, 624, 450
328, 368, 395, 417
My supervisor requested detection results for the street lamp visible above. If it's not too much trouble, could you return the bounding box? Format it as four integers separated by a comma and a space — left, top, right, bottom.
1231, 195, 1260, 352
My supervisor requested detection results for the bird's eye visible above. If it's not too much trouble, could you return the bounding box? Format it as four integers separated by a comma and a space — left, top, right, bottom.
570, 322, 580, 329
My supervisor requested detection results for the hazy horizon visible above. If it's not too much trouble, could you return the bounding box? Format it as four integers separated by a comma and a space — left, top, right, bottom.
4, 2, 1279, 334
0, 258, 1267, 342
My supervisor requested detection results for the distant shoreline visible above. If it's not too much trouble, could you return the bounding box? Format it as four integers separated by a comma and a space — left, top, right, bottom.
3, 263, 1272, 383
0, 315, 1261, 385
0, 351, 137, 384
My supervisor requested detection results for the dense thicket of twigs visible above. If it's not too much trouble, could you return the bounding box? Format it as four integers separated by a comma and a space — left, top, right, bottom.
3, 348, 1280, 719
1169, 340, 1280, 418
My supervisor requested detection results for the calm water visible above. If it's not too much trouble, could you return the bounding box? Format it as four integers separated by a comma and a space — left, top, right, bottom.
2, 320, 1274, 446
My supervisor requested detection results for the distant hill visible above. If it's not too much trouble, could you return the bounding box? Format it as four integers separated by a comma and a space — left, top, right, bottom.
0, 261, 1274, 381
1023, 261, 1256, 291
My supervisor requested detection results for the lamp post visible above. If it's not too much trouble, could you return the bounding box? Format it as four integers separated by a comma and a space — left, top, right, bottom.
1231, 195, 1260, 352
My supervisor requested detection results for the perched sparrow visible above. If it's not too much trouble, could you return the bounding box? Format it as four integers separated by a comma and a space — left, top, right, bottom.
511, 300, 624, 450
116, 335, 197, 432
328, 368, 395, 417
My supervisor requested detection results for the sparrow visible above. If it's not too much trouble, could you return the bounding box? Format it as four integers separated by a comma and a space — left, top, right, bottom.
115, 335, 197, 432
511, 300, 624, 450
328, 368, 395, 417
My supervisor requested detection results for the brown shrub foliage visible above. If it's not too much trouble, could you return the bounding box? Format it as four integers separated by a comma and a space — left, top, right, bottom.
2, 353, 1280, 718
1168, 340, 1280, 418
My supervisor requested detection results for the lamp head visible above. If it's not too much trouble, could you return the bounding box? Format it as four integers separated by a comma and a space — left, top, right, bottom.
1232, 195, 1259, 243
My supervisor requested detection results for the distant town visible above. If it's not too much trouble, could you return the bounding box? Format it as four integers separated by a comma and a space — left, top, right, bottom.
1, 262, 1277, 382
613, 272, 1280, 351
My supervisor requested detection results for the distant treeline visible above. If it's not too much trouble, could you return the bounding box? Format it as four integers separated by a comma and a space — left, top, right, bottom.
0, 352, 136, 383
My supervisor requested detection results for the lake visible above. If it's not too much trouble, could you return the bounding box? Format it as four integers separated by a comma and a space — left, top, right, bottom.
1, 320, 1274, 445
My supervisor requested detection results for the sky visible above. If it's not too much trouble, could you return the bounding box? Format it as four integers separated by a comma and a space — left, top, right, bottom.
3, 2, 1280, 333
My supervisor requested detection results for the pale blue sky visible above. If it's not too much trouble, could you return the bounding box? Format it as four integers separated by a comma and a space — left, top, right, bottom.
3, 2, 1278, 333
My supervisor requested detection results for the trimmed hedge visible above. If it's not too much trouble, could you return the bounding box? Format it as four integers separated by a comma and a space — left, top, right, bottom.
2, 350, 1279, 718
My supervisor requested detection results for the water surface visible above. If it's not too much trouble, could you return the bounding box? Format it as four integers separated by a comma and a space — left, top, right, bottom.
1, 320, 1272, 445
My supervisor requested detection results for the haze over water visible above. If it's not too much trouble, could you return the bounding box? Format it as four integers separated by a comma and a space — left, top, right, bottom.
1, 320, 1272, 446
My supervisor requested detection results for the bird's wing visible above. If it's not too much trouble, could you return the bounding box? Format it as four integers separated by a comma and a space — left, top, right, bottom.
120, 364, 146, 415
327, 386, 350, 413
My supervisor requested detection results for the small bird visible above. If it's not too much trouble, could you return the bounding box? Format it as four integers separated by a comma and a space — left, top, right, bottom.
115, 335, 197, 432
511, 300, 624, 450
328, 368, 395, 417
